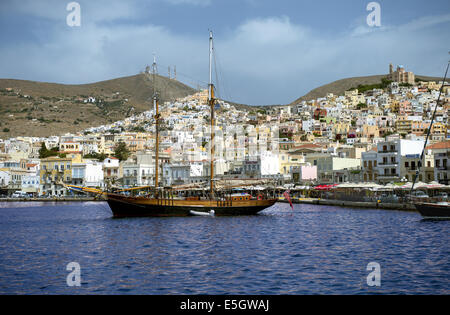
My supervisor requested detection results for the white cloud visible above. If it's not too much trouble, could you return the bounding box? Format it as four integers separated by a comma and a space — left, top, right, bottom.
0, 2, 449, 105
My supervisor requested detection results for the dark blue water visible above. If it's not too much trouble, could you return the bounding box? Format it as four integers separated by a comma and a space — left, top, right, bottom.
0, 201, 448, 295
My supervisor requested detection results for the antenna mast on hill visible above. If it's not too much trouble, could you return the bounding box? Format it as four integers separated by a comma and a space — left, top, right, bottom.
151, 54, 160, 191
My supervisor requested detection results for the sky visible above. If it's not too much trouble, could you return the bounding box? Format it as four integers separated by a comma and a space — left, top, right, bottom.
0, 0, 449, 105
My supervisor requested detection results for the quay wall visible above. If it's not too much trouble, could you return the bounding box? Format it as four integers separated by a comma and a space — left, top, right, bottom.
1, 197, 417, 211
0, 197, 102, 202
280, 198, 416, 211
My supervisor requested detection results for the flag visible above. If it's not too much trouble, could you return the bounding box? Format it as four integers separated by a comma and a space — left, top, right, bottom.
284, 190, 293, 210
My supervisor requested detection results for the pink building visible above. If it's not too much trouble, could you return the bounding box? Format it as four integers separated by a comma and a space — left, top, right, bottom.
291, 165, 317, 184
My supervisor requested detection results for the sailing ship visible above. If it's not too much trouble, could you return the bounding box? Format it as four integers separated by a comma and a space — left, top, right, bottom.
412, 58, 450, 219
104, 31, 277, 217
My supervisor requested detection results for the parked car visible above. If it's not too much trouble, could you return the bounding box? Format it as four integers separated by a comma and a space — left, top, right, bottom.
11, 191, 28, 198
407, 190, 429, 201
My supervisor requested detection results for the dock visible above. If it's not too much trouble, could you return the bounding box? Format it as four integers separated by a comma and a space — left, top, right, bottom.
279, 198, 417, 211
0, 197, 102, 202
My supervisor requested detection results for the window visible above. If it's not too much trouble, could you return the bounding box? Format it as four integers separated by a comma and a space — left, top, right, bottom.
405, 162, 409, 168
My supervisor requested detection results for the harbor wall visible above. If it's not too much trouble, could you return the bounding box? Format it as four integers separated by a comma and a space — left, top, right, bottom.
280, 198, 416, 211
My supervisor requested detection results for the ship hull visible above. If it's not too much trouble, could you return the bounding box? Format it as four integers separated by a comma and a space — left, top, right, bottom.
415, 202, 450, 219
106, 194, 278, 218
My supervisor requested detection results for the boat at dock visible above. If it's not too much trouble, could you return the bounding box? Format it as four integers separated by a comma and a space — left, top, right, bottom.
414, 202, 450, 219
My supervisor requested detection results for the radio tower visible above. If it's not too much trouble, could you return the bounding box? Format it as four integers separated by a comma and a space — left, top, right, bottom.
168, 66, 171, 79
174, 66, 177, 80
151, 54, 158, 97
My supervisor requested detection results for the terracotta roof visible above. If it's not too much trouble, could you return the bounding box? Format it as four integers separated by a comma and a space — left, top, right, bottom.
426, 141, 450, 150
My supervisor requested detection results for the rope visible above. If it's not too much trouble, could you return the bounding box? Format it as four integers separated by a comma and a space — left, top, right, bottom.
410, 60, 450, 196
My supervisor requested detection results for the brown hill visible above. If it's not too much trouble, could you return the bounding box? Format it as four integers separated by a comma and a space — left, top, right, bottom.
289, 74, 444, 105
0, 74, 196, 138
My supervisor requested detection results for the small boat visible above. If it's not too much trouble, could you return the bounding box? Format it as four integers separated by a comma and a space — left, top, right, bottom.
190, 210, 215, 217
414, 202, 450, 219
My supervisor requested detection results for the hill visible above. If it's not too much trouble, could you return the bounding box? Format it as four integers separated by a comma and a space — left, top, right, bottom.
0, 74, 196, 138
289, 74, 444, 105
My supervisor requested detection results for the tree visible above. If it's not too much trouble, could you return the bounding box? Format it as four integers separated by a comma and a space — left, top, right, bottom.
356, 103, 367, 110
113, 142, 131, 162
83, 152, 108, 162
39, 143, 59, 159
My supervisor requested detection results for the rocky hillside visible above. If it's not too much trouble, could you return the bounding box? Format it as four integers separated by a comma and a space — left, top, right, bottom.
0, 73, 196, 138
289, 74, 444, 105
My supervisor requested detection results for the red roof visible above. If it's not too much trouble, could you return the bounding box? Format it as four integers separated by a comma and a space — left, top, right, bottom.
426, 141, 450, 150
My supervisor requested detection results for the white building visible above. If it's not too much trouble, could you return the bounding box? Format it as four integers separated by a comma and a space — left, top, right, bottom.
377, 139, 424, 184
72, 161, 104, 188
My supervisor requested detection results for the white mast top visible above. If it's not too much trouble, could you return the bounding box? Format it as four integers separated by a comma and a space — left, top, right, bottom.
208, 31, 213, 101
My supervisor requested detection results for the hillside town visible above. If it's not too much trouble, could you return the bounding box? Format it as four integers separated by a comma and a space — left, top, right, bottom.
1, 64, 449, 197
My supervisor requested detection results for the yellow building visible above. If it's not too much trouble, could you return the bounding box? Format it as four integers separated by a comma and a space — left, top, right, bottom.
358, 125, 380, 140
333, 122, 350, 137
278, 151, 305, 176
39, 154, 82, 196
60, 141, 82, 154
395, 116, 412, 135
125, 133, 149, 153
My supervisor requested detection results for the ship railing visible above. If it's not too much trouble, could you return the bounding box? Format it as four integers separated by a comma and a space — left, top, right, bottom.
157, 188, 174, 206
216, 191, 232, 207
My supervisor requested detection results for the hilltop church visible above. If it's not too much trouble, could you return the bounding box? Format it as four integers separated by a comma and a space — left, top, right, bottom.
388, 63, 415, 85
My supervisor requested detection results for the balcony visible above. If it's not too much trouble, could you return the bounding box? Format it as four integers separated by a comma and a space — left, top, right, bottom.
378, 149, 398, 154
378, 162, 398, 166
378, 173, 399, 178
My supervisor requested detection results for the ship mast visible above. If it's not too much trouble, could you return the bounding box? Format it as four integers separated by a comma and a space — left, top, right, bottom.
208, 31, 215, 198
410, 57, 449, 195
152, 54, 160, 194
